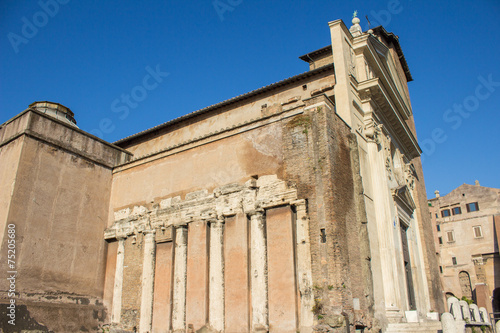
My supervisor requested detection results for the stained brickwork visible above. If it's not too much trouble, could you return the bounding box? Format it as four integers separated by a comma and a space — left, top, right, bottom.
282, 94, 374, 331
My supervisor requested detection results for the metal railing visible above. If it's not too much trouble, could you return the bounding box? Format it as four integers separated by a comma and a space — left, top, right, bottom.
490, 312, 500, 333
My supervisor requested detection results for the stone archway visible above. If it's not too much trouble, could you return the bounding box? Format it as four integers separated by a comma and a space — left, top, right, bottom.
459, 271, 472, 299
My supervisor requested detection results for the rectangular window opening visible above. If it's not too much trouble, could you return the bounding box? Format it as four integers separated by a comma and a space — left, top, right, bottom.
441, 209, 451, 217
320, 228, 326, 243
452, 257, 457, 265
466, 202, 479, 212
473, 226, 483, 238
452, 207, 462, 215
438, 237, 443, 245
447, 231, 455, 242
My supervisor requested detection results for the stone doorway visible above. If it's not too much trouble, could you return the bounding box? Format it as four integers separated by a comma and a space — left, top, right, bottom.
400, 220, 416, 310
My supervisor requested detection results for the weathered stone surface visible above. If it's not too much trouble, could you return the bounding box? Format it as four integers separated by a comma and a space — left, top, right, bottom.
441, 312, 457, 333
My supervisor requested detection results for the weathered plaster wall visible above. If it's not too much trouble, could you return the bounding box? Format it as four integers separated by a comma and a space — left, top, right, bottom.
117, 72, 335, 159
0, 136, 23, 250
266, 206, 298, 332
0, 110, 131, 332
0, 135, 112, 331
152, 241, 173, 333
223, 213, 249, 332
109, 121, 284, 221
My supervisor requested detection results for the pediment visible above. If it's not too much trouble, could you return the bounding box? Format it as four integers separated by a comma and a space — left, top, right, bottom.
392, 185, 416, 213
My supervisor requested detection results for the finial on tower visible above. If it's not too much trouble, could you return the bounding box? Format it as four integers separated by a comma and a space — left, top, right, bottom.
350, 10, 362, 37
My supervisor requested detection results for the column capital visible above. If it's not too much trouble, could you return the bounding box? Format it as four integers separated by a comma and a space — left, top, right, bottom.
291, 199, 307, 209
143, 229, 156, 236
173, 222, 188, 229
247, 208, 265, 217
208, 218, 225, 227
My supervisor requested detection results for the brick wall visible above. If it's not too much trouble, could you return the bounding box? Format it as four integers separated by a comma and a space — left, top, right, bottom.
282, 94, 374, 330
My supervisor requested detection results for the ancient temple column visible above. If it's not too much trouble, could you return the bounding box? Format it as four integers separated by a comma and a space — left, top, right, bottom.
111, 236, 126, 324
249, 209, 268, 332
172, 225, 188, 332
209, 218, 225, 331
139, 230, 156, 333
293, 200, 314, 331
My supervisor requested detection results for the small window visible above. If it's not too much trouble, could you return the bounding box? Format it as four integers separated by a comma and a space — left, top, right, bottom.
447, 231, 455, 242
437, 224, 441, 232
438, 237, 443, 245
473, 226, 483, 238
452, 257, 457, 265
435, 213, 438, 218
466, 202, 479, 212
439, 266, 443, 273
452, 207, 462, 215
441, 209, 451, 217
320, 228, 326, 243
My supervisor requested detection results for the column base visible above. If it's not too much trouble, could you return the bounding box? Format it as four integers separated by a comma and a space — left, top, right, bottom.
386, 307, 404, 323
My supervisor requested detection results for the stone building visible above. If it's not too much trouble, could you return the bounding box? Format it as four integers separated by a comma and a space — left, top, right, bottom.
428, 183, 500, 314
0, 17, 444, 332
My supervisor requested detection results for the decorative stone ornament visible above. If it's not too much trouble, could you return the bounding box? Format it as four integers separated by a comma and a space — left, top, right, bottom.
350, 12, 362, 37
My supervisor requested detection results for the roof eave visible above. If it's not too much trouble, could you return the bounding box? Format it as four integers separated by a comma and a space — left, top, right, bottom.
372, 26, 413, 82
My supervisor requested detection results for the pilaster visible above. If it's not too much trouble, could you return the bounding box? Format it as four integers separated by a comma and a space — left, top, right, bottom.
209, 218, 225, 331
292, 200, 314, 333
111, 236, 126, 324
172, 225, 188, 332
139, 229, 156, 333
249, 209, 268, 332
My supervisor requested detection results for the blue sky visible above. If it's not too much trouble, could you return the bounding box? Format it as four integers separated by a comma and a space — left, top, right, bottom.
1, 0, 499, 198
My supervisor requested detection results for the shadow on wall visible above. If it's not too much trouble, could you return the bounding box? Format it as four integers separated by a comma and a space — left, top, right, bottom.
493, 289, 500, 315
